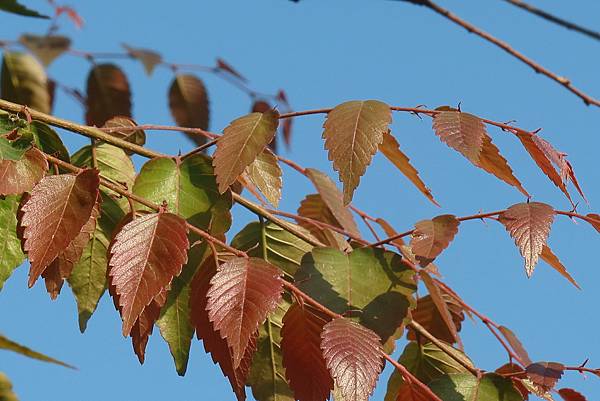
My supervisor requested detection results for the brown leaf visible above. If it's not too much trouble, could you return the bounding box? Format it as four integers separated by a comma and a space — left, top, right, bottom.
216, 58, 247, 82
206, 257, 283, 368
19, 169, 100, 287
19, 34, 71, 67
298, 193, 350, 251
108, 210, 189, 336
322, 100, 392, 204
498, 202, 555, 277
130, 290, 167, 364
0, 147, 48, 195
243, 148, 282, 207
478, 134, 529, 197
432, 108, 485, 164
540, 245, 580, 289
281, 303, 333, 401
526, 362, 565, 390
168, 74, 209, 146
420, 271, 460, 344
122, 44, 162, 76
407, 294, 464, 344
102, 116, 146, 152
213, 110, 279, 194
321, 318, 383, 401
558, 388, 587, 401
410, 214, 460, 266
497, 326, 532, 366
585, 213, 600, 233
306, 168, 360, 237
379, 131, 439, 206
395, 382, 438, 401
85, 64, 132, 127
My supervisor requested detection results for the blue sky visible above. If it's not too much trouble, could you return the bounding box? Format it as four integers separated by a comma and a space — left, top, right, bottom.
1, 1, 600, 400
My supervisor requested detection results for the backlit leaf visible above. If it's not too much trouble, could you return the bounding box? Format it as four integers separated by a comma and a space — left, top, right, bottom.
122, 44, 162, 76
498, 202, 555, 277
102, 116, 146, 152
168, 74, 209, 146
0, 372, 18, 401
306, 168, 359, 237
244, 148, 282, 207
298, 193, 350, 251
19, 34, 71, 66
322, 100, 392, 204
497, 326, 532, 366
19, 169, 99, 287
321, 318, 383, 401
108, 210, 189, 336
429, 373, 523, 401
130, 290, 166, 364
0, 0, 49, 18
85, 64, 132, 126
420, 271, 460, 344
213, 110, 279, 193
0, 146, 47, 195
410, 214, 460, 266
1, 52, 51, 113
432, 108, 485, 164
393, 382, 437, 401
379, 131, 438, 206
540, 245, 580, 289
0, 334, 72, 368
281, 303, 333, 401
406, 294, 464, 345
0, 195, 25, 290
206, 257, 283, 368
478, 134, 529, 197
558, 388, 587, 401
526, 362, 564, 390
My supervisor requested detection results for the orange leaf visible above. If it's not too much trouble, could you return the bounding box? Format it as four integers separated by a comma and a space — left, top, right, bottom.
478, 134, 529, 197
407, 294, 464, 345
420, 271, 460, 345
540, 245, 580, 289
410, 214, 460, 266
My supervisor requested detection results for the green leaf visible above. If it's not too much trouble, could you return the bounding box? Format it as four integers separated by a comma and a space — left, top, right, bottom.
0, 334, 73, 368
296, 247, 416, 351
429, 373, 523, 401
17, 119, 69, 162
0, 0, 49, 18
133, 155, 232, 235
0, 195, 25, 291
1, 52, 51, 113
385, 342, 474, 401
156, 243, 209, 376
0, 372, 18, 401
67, 191, 124, 332
247, 297, 295, 401
230, 221, 314, 277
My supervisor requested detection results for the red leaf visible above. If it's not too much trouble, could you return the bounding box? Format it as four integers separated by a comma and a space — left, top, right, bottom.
526, 362, 565, 390
395, 382, 438, 401
497, 326, 532, 366
495, 363, 529, 400
420, 271, 460, 345
407, 294, 464, 345
206, 257, 283, 369
108, 211, 189, 336
558, 388, 587, 401
321, 318, 383, 401
585, 213, 600, 233
0, 147, 48, 195
55, 6, 84, 28
540, 245, 580, 289
216, 58, 247, 82
281, 303, 333, 401
190, 254, 256, 400
130, 290, 167, 364
410, 215, 460, 266
19, 169, 100, 287
498, 202, 555, 277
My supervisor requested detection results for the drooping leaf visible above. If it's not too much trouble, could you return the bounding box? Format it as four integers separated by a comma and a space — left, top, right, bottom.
410, 215, 460, 266
130, 289, 167, 364
297, 193, 350, 251
477, 134, 529, 197
526, 362, 564, 390
379, 131, 438, 206
385, 342, 474, 401
213, 110, 279, 193
85, 63, 132, 126
68, 191, 124, 332
305, 168, 360, 237
429, 373, 523, 401
19, 169, 100, 287
243, 148, 282, 207
122, 44, 162, 76
281, 303, 333, 401
1, 52, 51, 113
19, 34, 71, 66
540, 245, 580, 289
0, 146, 47, 195
498, 202, 555, 277
321, 318, 383, 401
0, 334, 73, 368
168, 74, 209, 146
296, 247, 417, 351
322, 100, 392, 204
497, 326, 532, 366
0, 195, 25, 290
558, 388, 587, 401
406, 294, 465, 345
102, 116, 146, 151
230, 221, 314, 277
207, 257, 283, 368
133, 155, 232, 235
420, 271, 460, 344
432, 108, 485, 164
0, 372, 18, 401
216, 58, 247, 82
585, 213, 600, 233
108, 210, 189, 336
276, 90, 293, 148
0, 0, 49, 18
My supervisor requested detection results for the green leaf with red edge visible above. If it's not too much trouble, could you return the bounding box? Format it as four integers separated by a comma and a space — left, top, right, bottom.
42, 196, 100, 300
406, 294, 465, 345
297, 193, 350, 251
1, 52, 52, 113
213, 110, 279, 194
420, 271, 460, 344
322, 100, 392, 205
0, 195, 25, 291
526, 362, 564, 390
410, 214, 460, 266
379, 130, 439, 206
168, 74, 210, 146
108, 210, 189, 336
497, 326, 532, 366
306, 168, 360, 237
281, 302, 333, 401
540, 245, 580, 289
85, 63, 132, 126
206, 256, 283, 368
19, 169, 100, 287
243, 148, 282, 207
122, 44, 162, 76
0, 146, 47, 195
19, 34, 71, 67
102, 116, 146, 152
432, 108, 485, 164
558, 388, 587, 401
429, 373, 523, 401
321, 318, 383, 401
190, 250, 256, 401
498, 202, 555, 278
